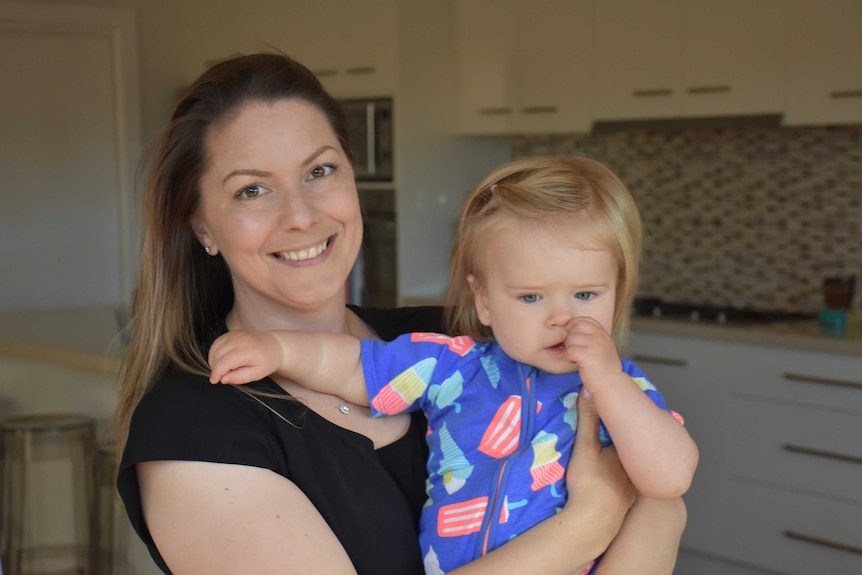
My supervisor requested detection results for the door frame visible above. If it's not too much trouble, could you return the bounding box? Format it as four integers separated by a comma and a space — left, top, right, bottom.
0, 0, 141, 304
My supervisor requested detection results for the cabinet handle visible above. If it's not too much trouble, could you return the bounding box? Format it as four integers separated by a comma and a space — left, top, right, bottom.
520, 106, 558, 115
782, 443, 862, 466
687, 85, 731, 95
783, 530, 862, 556
782, 372, 862, 391
346, 66, 376, 76
829, 90, 862, 99
631, 354, 688, 367
312, 69, 338, 78
632, 89, 673, 98
478, 108, 512, 116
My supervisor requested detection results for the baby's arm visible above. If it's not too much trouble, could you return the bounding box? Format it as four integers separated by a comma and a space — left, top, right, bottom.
208, 329, 370, 406
565, 317, 699, 500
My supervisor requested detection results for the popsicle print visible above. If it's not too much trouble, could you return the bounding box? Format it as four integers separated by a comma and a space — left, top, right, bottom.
477, 395, 522, 458
371, 357, 436, 414
410, 332, 476, 356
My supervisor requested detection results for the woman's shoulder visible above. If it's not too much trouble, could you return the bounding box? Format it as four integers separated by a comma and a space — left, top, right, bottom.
123, 365, 294, 469
349, 305, 445, 341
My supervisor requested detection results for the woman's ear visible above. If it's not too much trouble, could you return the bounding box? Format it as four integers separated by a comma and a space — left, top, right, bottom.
467, 274, 491, 327
190, 215, 218, 256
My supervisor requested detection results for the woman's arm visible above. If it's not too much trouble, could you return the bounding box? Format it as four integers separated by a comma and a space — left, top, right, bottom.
138, 460, 359, 574
209, 329, 370, 406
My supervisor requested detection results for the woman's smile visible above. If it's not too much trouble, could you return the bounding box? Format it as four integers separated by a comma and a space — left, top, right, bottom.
271, 235, 333, 263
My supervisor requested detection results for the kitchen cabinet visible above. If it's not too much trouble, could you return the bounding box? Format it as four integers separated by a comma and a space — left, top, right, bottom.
593, 0, 785, 121
628, 331, 862, 574
784, 0, 862, 126
455, 0, 593, 134
286, 0, 397, 98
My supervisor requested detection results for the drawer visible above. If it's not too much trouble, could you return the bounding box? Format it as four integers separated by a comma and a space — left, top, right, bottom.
726, 396, 862, 503
719, 344, 862, 413
720, 481, 862, 575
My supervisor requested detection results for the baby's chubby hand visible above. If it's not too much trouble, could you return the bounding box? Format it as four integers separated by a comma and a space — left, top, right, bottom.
562, 317, 623, 394
208, 330, 284, 385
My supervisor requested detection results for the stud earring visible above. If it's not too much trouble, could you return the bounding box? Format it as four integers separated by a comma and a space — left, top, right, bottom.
204, 246, 211, 254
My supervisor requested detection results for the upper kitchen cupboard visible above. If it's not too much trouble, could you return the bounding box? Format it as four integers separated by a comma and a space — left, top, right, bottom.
285, 0, 398, 99
784, 0, 862, 126
455, 0, 594, 135
593, 0, 786, 121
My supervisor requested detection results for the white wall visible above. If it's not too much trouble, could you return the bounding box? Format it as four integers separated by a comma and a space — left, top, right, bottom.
394, 1, 510, 303
15, 0, 508, 306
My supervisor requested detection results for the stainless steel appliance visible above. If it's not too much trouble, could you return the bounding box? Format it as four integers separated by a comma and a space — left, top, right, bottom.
341, 97, 394, 182
349, 188, 397, 307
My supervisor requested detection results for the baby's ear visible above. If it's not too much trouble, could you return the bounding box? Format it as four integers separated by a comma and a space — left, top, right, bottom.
467, 275, 492, 327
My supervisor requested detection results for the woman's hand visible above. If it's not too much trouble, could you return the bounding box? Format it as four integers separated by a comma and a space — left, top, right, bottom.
564, 390, 636, 542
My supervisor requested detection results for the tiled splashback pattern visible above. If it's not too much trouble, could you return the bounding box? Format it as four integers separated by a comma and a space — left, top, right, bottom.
512, 127, 862, 313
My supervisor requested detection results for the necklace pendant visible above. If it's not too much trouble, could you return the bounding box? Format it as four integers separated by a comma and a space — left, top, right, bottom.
338, 404, 351, 415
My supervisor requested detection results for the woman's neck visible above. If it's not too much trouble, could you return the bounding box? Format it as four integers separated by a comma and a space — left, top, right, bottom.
227, 296, 351, 335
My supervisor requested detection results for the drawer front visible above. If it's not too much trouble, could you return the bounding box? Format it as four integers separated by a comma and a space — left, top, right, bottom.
719, 343, 862, 413
726, 396, 862, 503
721, 481, 862, 574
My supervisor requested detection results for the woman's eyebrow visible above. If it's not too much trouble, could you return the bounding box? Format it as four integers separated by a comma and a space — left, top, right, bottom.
301, 145, 337, 167
222, 169, 272, 185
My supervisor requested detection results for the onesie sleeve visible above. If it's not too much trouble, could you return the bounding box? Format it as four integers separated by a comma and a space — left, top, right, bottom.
621, 359, 684, 424
360, 333, 478, 417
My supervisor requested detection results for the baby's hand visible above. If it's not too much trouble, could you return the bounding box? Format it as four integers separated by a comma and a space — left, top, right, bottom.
208, 330, 283, 385
563, 317, 622, 394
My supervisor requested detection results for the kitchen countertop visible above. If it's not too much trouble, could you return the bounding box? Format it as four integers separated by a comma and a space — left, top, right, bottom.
0, 306, 125, 374
2, 306, 860, 376
630, 315, 862, 357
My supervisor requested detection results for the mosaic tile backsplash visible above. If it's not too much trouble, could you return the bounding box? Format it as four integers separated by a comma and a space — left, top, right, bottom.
512, 126, 862, 313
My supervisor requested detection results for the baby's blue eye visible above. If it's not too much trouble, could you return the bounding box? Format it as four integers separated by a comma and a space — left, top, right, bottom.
520, 294, 540, 303
575, 292, 594, 301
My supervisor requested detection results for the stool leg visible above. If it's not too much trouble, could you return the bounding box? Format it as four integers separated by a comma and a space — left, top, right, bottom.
1, 432, 27, 575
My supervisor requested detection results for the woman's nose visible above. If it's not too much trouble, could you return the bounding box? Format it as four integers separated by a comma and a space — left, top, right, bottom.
278, 189, 318, 230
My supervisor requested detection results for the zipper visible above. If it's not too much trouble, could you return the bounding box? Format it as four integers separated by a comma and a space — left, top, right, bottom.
479, 364, 537, 556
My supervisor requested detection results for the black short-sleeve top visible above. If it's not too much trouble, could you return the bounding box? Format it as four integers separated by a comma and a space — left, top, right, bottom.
118, 306, 445, 575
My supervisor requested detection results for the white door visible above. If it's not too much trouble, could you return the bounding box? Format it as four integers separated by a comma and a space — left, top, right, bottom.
0, 1, 140, 312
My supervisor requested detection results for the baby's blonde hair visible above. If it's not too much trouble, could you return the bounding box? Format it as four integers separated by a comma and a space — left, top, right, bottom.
445, 156, 642, 349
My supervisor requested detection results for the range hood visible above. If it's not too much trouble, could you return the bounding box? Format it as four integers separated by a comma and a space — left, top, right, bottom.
591, 113, 783, 134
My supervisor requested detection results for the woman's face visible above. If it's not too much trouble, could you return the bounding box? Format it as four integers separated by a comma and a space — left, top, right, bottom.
192, 99, 362, 313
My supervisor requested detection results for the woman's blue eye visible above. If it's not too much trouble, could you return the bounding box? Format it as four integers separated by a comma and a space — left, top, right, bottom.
575, 292, 594, 301
520, 294, 540, 303
309, 163, 337, 180
236, 184, 267, 199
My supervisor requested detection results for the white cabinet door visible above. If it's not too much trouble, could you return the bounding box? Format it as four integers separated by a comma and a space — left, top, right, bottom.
510, 0, 593, 134
594, 0, 785, 121
593, 0, 684, 121
784, 0, 862, 126
681, 0, 785, 117
455, 0, 593, 134
455, 0, 515, 135
287, 0, 397, 98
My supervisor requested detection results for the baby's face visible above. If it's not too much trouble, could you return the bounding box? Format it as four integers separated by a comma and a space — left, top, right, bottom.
471, 215, 617, 374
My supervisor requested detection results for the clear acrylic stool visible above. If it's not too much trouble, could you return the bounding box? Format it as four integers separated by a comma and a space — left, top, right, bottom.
0, 414, 96, 575
93, 444, 128, 575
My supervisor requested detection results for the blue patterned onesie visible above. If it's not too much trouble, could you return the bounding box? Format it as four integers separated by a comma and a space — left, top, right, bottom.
360, 333, 678, 574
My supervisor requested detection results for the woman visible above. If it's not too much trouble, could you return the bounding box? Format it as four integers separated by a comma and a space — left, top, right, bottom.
114, 52, 686, 574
